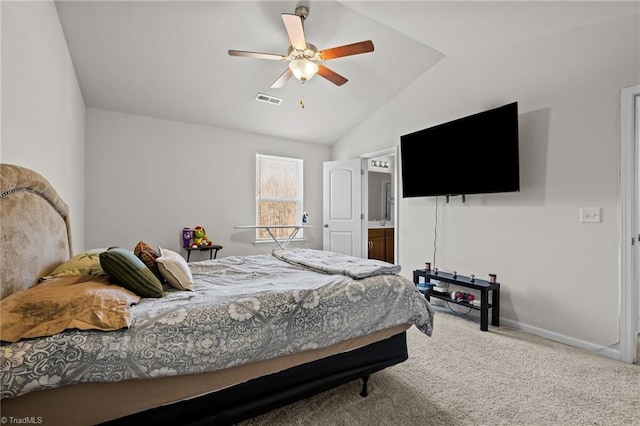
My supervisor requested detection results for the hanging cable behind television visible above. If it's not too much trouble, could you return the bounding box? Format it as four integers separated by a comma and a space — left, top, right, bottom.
433, 196, 438, 268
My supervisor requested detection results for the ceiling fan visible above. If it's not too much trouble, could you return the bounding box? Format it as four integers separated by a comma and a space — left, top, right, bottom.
228, 5, 374, 88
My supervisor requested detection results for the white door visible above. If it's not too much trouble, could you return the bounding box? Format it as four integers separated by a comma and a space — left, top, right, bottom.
323, 159, 365, 257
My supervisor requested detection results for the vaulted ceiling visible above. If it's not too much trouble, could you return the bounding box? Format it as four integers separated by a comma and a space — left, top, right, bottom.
54, 1, 639, 145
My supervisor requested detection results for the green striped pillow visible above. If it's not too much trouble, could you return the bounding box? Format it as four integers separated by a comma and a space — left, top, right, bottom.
99, 247, 164, 298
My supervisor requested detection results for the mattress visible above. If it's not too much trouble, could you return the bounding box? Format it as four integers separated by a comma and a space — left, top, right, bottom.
1, 324, 410, 425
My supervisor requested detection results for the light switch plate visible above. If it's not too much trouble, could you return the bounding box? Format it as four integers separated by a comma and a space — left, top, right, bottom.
580, 207, 601, 223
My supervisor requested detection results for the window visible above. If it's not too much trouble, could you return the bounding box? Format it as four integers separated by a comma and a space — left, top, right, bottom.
256, 154, 304, 241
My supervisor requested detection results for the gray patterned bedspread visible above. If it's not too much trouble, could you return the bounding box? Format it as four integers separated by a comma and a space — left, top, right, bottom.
1, 251, 434, 399
273, 248, 401, 278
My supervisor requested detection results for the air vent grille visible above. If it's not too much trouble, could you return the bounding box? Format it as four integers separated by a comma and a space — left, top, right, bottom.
255, 93, 283, 106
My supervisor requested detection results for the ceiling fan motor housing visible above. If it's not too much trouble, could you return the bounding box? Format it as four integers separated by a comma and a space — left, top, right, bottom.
295, 6, 309, 20
287, 43, 318, 61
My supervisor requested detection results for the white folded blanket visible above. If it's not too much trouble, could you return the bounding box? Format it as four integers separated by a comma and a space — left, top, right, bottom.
272, 248, 401, 279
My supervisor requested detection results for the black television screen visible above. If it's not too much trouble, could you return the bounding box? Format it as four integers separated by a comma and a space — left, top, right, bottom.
400, 102, 520, 198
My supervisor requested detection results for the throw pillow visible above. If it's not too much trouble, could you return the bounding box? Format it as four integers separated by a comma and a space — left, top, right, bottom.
0, 276, 140, 343
156, 247, 194, 291
134, 241, 163, 281
100, 247, 164, 298
40, 248, 108, 280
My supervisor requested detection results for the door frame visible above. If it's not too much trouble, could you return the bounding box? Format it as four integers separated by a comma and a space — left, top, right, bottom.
620, 83, 639, 364
360, 146, 399, 263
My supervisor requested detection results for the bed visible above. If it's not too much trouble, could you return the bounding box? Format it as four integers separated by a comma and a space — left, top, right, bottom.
0, 163, 434, 425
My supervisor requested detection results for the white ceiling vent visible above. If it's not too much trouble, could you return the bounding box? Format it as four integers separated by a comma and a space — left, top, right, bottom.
255, 93, 283, 106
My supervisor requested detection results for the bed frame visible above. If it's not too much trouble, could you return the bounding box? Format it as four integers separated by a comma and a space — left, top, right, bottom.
104, 332, 407, 425
0, 163, 409, 425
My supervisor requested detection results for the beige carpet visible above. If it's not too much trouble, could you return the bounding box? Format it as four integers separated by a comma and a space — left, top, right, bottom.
240, 310, 640, 426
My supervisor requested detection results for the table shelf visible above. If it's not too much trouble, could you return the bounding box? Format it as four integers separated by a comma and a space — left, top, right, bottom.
413, 269, 501, 331
424, 290, 494, 311
184, 244, 223, 262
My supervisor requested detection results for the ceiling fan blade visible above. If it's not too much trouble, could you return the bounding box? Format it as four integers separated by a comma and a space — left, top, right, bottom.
317, 65, 348, 86
318, 40, 374, 61
271, 68, 293, 88
281, 13, 307, 50
228, 50, 286, 61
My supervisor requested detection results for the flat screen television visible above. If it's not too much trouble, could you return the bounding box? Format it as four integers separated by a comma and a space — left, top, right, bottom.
400, 102, 520, 198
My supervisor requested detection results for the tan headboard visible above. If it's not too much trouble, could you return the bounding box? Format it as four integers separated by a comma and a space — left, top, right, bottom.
0, 164, 72, 299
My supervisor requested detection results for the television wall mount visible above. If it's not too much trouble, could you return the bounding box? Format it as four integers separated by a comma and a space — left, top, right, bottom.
445, 194, 466, 203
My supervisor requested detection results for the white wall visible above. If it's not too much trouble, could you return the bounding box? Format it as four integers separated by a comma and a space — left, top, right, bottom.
1, 0, 86, 252
3, 1, 636, 351
85, 108, 330, 258
333, 14, 640, 348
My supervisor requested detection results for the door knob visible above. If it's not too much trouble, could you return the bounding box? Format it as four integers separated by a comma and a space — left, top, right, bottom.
323, 224, 329, 228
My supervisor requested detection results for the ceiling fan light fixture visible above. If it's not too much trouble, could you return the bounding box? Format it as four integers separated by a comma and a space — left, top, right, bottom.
289, 59, 318, 82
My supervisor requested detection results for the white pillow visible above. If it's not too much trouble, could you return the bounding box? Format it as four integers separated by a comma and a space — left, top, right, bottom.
156, 247, 194, 291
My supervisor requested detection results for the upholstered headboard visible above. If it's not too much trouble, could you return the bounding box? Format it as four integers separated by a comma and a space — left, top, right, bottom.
0, 164, 73, 299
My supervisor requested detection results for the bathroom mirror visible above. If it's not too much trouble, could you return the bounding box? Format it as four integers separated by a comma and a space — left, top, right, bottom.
368, 170, 392, 222
367, 151, 394, 225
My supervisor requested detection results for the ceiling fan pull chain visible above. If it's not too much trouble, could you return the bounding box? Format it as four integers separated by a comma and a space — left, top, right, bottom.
299, 83, 305, 109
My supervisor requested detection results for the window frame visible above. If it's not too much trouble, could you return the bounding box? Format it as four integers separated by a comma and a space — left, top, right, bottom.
255, 154, 304, 242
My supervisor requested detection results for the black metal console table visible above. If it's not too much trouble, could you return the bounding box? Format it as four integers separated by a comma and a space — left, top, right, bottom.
413, 269, 500, 331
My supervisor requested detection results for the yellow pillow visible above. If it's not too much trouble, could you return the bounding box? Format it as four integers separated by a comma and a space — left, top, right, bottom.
0, 276, 141, 343
41, 248, 108, 280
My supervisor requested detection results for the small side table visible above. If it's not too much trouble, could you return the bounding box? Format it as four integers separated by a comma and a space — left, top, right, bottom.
184, 245, 223, 262
413, 269, 500, 332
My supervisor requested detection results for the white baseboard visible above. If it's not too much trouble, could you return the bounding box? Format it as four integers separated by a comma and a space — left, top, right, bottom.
430, 303, 623, 361
500, 318, 621, 361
